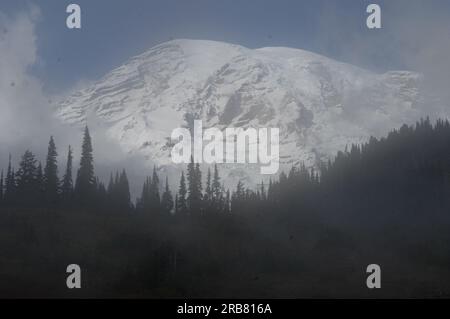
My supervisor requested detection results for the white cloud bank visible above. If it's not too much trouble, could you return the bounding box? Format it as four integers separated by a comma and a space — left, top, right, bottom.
0, 7, 49, 151
0, 7, 150, 197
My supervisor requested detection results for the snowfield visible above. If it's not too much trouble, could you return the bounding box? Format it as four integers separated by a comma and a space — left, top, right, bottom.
56, 39, 440, 189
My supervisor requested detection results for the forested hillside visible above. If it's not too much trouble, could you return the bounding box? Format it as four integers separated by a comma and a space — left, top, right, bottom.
1, 118, 450, 298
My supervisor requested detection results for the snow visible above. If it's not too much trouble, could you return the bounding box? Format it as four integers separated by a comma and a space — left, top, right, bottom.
56, 39, 436, 189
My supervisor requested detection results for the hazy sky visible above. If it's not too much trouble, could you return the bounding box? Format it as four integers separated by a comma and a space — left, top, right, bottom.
0, 0, 448, 93
1, 0, 450, 195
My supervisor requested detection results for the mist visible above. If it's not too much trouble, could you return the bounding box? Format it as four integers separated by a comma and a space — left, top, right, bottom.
1, 1, 450, 200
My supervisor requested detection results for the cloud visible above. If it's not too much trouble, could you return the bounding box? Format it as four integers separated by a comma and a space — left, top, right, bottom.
314, 1, 450, 122
0, 8, 83, 183
0, 7, 52, 157
0, 7, 149, 197
387, 1, 450, 100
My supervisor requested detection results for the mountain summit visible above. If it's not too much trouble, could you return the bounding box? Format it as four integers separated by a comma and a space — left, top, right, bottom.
57, 39, 429, 186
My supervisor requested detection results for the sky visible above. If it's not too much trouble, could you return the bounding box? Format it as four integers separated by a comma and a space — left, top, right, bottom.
0, 0, 448, 93
1, 0, 450, 195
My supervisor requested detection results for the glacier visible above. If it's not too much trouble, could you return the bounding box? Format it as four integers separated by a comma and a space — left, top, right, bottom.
56, 39, 441, 190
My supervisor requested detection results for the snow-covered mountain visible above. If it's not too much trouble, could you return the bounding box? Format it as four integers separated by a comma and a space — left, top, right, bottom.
56, 39, 434, 188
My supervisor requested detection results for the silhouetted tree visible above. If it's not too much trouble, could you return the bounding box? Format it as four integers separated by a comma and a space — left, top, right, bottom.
4, 155, 16, 204
174, 194, 179, 214
61, 146, 74, 204
137, 176, 151, 212
44, 136, 59, 204
187, 157, 202, 215
105, 170, 131, 212
231, 180, 245, 213
0, 170, 3, 205
161, 176, 174, 215
149, 167, 161, 214
137, 168, 161, 215
16, 150, 38, 205
36, 162, 45, 204
75, 126, 95, 206
177, 171, 187, 215
212, 164, 222, 210
204, 168, 213, 214
118, 169, 131, 211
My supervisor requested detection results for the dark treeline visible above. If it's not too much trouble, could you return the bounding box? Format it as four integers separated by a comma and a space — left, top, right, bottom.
232, 117, 450, 218
4, 118, 450, 220
1, 117, 450, 298
0, 127, 231, 216
0, 127, 131, 212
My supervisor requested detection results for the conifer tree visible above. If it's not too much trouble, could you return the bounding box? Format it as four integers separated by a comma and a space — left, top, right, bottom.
175, 194, 179, 214
149, 167, 161, 213
267, 179, 275, 203
4, 155, 15, 204
0, 170, 3, 204
212, 164, 221, 200
231, 180, 245, 212
114, 171, 120, 193
61, 146, 74, 203
177, 171, 187, 215
44, 136, 59, 204
138, 168, 162, 214
107, 173, 114, 197
5, 170, 15, 204
205, 168, 212, 201
204, 168, 213, 213
187, 157, 202, 215
106, 170, 130, 212
75, 126, 95, 205
36, 162, 45, 203
119, 169, 131, 211
138, 176, 151, 212
195, 163, 202, 195
161, 176, 174, 215
260, 181, 266, 201
16, 150, 38, 204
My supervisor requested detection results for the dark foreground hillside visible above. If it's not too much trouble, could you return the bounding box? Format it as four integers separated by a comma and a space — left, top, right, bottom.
1, 204, 450, 298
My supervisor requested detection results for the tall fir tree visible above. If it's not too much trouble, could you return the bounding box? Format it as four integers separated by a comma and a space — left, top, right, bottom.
195, 163, 202, 196
75, 126, 95, 205
138, 176, 151, 212
212, 164, 222, 211
107, 173, 114, 197
61, 146, 74, 203
0, 169, 3, 204
106, 170, 130, 212
16, 150, 38, 205
119, 169, 131, 211
177, 171, 187, 215
212, 164, 221, 197
204, 168, 213, 213
161, 176, 174, 215
36, 162, 45, 204
187, 156, 202, 215
205, 168, 212, 200
137, 168, 161, 214
44, 136, 59, 204
149, 167, 161, 214
4, 154, 15, 204
174, 194, 179, 214
231, 180, 245, 212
